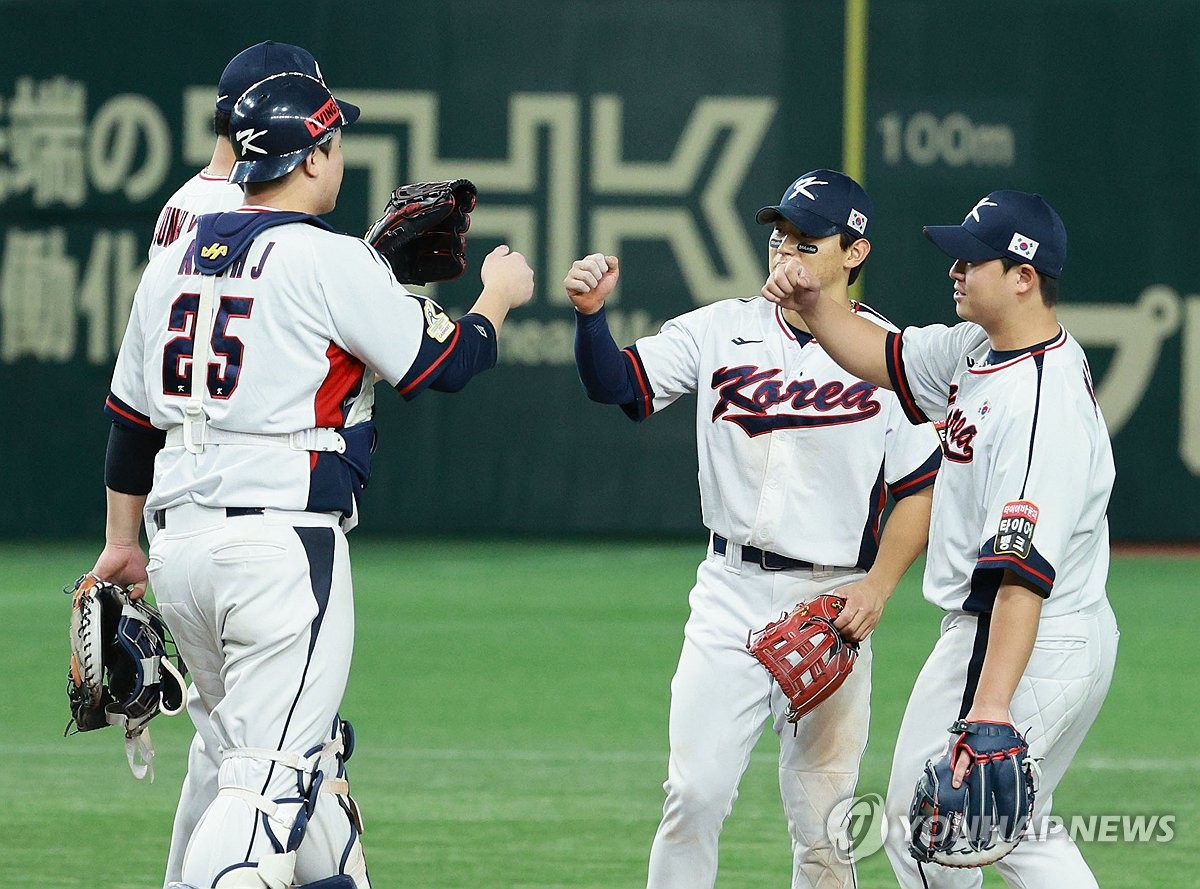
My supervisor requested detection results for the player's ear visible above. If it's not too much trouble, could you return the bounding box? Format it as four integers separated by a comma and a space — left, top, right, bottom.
302, 148, 321, 178
845, 237, 871, 272
1011, 263, 1039, 297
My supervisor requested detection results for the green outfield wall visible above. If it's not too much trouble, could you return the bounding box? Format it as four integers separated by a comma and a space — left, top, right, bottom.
1, 0, 1197, 540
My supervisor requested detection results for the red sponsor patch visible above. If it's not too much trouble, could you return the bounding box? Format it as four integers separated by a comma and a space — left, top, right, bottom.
995, 500, 1039, 558
304, 97, 341, 137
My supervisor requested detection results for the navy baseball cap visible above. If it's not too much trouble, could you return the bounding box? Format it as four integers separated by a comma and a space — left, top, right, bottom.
228, 72, 360, 184
217, 41, 324, 114
923, 190, 1067, 278
755, 169, 873, 240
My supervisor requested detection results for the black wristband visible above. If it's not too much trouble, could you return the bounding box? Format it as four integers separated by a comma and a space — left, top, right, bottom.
104, 423, 165, 494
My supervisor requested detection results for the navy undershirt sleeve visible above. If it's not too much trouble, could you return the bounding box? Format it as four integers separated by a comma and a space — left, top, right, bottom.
574, 307, 641, 404
427, 313, 498, 392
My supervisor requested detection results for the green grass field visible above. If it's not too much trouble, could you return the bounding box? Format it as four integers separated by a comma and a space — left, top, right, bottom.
3, 540, 1194, 888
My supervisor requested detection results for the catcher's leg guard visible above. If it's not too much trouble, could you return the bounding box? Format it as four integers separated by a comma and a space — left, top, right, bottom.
212, 853, 297, 888
187, 717, 367, 889
211, 875, 356, 889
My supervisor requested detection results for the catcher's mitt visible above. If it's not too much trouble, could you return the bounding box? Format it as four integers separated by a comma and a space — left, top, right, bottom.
66, 573, 187, 779
365, 178, 477, 285
908, 720, 1039, 867
746, 594, 858, 725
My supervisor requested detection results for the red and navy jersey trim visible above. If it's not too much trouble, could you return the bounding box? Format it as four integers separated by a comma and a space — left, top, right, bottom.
854, 464, 889, 569
888, 450, 940, 500
395, 323, 461, 400
315, 343, 367, 427
965, 540, 1055, 612
966, 327, 1067, 375
884, 331, 929, 425
854, 446, 941, 570
851, 300, 895, 327
619, 344, 655, 422
104, 391, 157, 432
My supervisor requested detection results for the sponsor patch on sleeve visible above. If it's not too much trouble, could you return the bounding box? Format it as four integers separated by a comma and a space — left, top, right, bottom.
423, 300, 455, 343
995, 499, 1039, 559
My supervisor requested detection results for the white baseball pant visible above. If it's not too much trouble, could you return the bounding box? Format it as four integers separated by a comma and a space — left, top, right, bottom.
647, 546, 872, 889
883, 600, 1119, 888
163, 685, 221, 887
147, 504, 367, 889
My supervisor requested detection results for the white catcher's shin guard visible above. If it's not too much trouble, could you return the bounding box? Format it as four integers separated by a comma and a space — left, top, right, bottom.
171, 872, 356, 889
209, 870, 356, 889
212, 853, 296, 889
184, 719, 368, 889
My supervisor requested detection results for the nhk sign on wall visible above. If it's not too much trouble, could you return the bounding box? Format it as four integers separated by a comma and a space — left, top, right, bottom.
1, 0, 1196, 540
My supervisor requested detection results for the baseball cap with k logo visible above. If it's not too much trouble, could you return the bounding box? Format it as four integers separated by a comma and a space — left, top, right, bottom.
756, 169, 873, 240
923, 190, 1067, 278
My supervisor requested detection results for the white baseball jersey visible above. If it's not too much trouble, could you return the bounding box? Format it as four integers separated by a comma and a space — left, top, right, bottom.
628, 297, 941, 567
885, 322, 1115, 616
148, 170, 244, 259
109, 207, 461, 517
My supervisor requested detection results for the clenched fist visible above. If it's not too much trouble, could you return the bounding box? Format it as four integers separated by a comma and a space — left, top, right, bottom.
564, 253, 620, 315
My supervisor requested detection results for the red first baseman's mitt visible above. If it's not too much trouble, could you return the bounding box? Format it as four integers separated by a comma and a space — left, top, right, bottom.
746, 594, 858, 724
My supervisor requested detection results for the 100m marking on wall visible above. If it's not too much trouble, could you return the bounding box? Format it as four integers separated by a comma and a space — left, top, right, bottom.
877, 111, 1015, 168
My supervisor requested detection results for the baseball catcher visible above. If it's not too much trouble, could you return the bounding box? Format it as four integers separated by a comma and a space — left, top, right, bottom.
908, 720, 1039, 868
746, 594, 859, 725
365, 178, 477, 285
65, 573, 187, 780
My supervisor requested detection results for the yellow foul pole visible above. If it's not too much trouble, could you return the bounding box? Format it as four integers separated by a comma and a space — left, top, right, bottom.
843, 0, 869, 185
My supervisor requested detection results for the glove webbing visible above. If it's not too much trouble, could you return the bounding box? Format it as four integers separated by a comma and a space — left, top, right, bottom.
950, 719, 1028, 778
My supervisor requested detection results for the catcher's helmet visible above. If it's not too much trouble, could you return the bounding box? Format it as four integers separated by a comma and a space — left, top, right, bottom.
228, 72, 360, 184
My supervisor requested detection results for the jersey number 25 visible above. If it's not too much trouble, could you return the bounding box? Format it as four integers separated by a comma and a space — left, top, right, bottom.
161, 292, 254, 400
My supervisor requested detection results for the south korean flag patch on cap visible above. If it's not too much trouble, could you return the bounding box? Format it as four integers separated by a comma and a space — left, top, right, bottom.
1008, 231, 1039, 261
847, 208, 868, 234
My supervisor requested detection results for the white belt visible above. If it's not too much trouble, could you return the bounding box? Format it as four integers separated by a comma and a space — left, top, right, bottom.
165, 425, 346, 453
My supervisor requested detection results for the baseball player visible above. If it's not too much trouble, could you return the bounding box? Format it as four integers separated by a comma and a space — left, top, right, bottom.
92, 71, 533, 889
564, 170, 941, 889
145, 40, 334, 889
149, 41, 326, 260
762, 190, 1119, 887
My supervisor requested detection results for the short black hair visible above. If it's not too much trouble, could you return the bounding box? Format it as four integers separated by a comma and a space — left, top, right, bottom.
999, 256, 1058, 307
212, 109, 231, 139
841, 230, 868, 286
